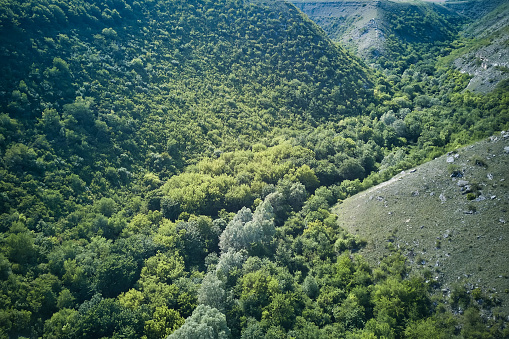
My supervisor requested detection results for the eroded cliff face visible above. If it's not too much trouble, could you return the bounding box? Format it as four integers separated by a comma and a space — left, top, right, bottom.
292, 1, 385, 59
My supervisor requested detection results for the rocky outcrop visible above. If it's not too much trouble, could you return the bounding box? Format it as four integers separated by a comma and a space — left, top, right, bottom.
452, 1, 509, 93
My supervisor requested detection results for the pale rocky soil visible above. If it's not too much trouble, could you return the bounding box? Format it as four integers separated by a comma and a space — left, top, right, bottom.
453, 2, 509, 93
454, 36, 509, 93
334, 133, 509, 313
292, 1, 385, 59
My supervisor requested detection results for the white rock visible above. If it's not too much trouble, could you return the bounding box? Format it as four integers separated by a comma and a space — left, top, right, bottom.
457, 180, 469, 187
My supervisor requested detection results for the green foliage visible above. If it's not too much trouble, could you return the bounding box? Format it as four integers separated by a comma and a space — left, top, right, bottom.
3, 143, 38, 173
0, 0, 506, 338
302, 275, 319, 299
144, 305, 184, 339
198, 272, 227, 314
168, 304, 230, 339
219, 199, 275, 255
74, 295, 144, 339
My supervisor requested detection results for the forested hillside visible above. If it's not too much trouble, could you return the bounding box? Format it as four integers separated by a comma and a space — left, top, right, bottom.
0, 0, 508, 338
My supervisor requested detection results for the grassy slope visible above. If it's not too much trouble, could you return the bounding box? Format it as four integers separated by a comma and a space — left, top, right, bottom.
333, 134, 509, 312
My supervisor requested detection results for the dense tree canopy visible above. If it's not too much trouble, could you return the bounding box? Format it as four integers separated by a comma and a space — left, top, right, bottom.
0, 0, 508, 338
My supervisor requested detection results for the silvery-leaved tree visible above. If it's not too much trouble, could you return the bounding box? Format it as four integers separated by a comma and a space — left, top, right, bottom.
197, 272, 227, 314
218, 200, 275, 256
167, 304, 230, 339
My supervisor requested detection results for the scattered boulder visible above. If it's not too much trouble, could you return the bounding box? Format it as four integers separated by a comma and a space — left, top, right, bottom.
457, 180, 469, 187
451, 170, 463, 178
461, 185, 473, 194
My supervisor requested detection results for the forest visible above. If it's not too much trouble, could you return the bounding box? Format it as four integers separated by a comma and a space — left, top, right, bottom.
0, 0, 508, 338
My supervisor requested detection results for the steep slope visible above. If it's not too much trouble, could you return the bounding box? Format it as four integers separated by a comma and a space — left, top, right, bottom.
292, 0, 509, 91
444, 0, 507, 20
0, 0, 374, 168
1, 1, 508, 338
334, 133, 509, 313
292, 0, 463, 71
0, 2, 389, 337
291, 0, 381, 51
447, 1, 509, 93
0, 0, 377, 216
